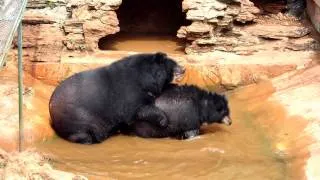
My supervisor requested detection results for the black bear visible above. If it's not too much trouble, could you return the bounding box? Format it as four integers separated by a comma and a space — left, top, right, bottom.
121, 84, 232, 139
49, 52, 185, 144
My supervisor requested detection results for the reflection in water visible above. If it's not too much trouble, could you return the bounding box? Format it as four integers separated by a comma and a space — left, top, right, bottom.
98, 33, 186, 55
36, 81, 312, 180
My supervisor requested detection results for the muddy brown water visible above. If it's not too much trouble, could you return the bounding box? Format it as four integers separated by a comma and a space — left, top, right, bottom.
98, 33, 186, 55
35, 81, 312, 180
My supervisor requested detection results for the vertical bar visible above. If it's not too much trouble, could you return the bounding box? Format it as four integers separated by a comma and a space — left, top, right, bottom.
18, 21, 23, 152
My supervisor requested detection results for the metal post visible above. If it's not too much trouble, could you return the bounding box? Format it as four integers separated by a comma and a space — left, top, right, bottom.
18, 21, 23, 152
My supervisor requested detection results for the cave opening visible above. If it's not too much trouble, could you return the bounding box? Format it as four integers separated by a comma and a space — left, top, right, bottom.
98, 0, 189, 54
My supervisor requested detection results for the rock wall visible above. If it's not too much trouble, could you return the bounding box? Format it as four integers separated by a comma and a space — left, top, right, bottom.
13, 0, 319, 62
177, 0, 261, 54
177, 0, 318, 54
19, 0, 121, 62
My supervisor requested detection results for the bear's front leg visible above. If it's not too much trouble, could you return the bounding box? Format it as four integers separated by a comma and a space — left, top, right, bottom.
135, 105, 169, 127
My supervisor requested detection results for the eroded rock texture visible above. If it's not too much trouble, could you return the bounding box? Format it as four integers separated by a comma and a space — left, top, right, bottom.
18, 0, 121, 62
177, 0, 259, 53
13, 0, 319, 62
66, 0, 120, 51
177, 0, 317, 54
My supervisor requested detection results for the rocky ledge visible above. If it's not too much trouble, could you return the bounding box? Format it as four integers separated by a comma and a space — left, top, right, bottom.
9, 0, 319, 63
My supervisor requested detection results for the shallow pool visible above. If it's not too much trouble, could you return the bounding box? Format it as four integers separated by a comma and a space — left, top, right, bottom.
36, 81, 312, 180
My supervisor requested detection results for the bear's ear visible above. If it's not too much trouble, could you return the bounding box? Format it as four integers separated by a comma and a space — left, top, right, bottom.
154, 52, 167, 64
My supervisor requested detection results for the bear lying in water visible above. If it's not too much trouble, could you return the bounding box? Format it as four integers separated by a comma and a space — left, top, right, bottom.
121, 84, 232, 139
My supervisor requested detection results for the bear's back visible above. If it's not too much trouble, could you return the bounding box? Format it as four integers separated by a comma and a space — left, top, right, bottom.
155, 84, 202, 132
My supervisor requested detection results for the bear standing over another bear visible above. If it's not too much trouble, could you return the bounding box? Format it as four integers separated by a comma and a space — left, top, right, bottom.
49, 52, 185, 144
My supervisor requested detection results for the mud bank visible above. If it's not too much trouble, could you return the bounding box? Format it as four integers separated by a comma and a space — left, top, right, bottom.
0, 148, 87, 179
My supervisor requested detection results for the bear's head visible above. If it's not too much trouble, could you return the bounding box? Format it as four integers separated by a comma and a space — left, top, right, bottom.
135, 52, 185, 96
201, 93, 232, 126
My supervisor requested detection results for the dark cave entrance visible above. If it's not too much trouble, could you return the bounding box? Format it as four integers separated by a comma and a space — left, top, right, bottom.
98, 0, 189, 54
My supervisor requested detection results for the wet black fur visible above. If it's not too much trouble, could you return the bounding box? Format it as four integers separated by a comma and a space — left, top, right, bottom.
121, 84, 231, 139
49, 52, 181, 144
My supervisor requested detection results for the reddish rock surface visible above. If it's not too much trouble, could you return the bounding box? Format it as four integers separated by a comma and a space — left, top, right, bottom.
21, 51, 314, 91
270, 64, 320, 180
0, 64, 55, 152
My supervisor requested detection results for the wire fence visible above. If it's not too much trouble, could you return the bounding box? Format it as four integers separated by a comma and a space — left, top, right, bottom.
0, 0, 28, 69
0, 0, 27, 152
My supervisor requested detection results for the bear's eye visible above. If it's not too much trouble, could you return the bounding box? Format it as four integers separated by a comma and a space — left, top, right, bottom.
217, 106, 223, 112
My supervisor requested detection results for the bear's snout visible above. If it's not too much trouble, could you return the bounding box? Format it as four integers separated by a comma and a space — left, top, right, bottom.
222, 116, 232, 126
